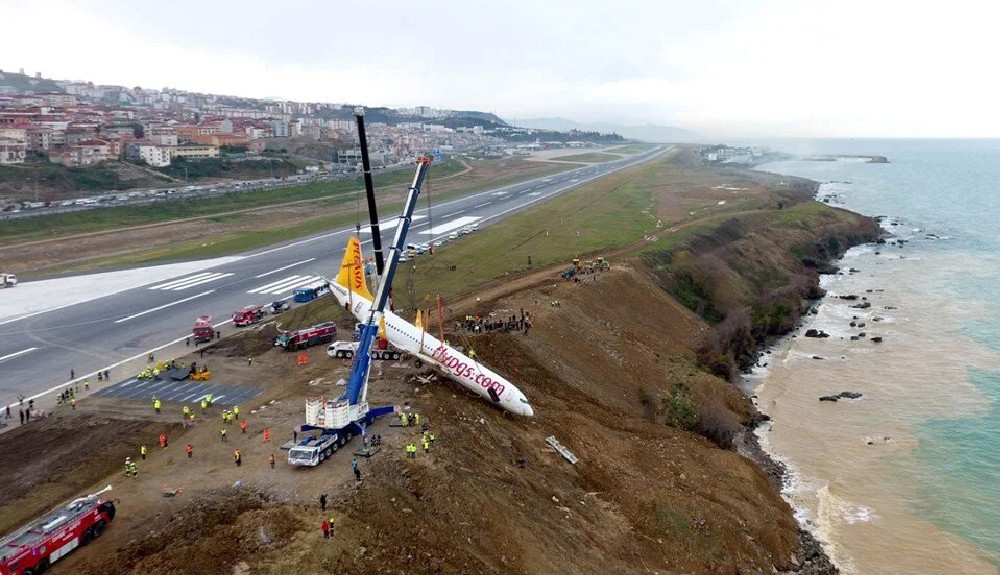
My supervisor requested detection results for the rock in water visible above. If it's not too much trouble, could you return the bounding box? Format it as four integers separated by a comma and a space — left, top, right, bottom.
819, 396, 840, 402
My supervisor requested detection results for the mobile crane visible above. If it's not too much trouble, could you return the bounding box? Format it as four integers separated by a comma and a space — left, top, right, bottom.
288, 152, 432, 467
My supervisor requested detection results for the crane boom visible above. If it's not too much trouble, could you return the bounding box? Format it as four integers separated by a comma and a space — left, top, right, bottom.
354, 107, 385, 277
341, 156, 432, 405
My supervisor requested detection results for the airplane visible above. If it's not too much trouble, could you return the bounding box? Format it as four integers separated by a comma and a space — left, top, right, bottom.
331, 236, 534, 417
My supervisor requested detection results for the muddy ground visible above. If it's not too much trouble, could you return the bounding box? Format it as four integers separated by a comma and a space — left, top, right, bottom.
0, 258, 806, 575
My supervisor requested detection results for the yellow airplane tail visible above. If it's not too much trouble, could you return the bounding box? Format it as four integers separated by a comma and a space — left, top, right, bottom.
336, 236, 375, 301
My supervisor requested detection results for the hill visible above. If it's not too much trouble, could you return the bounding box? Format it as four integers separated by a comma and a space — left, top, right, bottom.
518, 117, 701, 143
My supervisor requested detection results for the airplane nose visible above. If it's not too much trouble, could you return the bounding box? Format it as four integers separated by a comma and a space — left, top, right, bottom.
522, 403, 534, 417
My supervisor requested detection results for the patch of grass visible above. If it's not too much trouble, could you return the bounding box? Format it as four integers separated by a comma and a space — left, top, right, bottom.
0, 162, 151, 195
549, 152, 621, 163
0, 160, 464, 244
393, 154, 674, 308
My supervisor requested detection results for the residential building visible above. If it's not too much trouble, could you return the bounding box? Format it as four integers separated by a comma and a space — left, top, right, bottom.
125, 142, 171, 167
171, 145, 219, 159
0, 127, 26, 141
26, 126, 52, 152
0, 138, 27, 164
271, 119, 288, 137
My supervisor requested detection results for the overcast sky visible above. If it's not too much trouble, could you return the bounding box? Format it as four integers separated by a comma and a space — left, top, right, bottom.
0, 0, 995, 137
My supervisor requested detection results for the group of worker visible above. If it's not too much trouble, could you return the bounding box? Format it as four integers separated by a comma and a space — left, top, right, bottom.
124, 457, 139, 478
398, 411, 421, 427
405, 432, 435, 458
220, 405, 240, 424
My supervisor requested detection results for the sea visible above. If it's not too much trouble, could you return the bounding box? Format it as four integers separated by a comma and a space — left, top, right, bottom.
747, 139, 1000, 575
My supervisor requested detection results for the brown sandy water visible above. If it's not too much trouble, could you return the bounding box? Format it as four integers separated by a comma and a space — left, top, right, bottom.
750, 247, 1000, 575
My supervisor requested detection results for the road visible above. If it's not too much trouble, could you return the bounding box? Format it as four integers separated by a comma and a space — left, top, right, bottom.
0, 147, 668, 408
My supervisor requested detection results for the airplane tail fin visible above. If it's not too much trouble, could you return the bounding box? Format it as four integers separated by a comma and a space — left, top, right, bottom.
336, 237, 375, 301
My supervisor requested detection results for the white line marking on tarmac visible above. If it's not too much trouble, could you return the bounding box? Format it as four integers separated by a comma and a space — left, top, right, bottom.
114, 290, 215, 324
441, 210, 464, 218
156, 273, 233, 290
246, 275, 308, 294
255, 258, 316, 278
0, 347, 38, 363
147, 272, 213, 290
420, 216, 481, 235
474, 201, 492, 208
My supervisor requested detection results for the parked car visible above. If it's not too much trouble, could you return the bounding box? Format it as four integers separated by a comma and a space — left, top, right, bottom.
271, 300, 291, 314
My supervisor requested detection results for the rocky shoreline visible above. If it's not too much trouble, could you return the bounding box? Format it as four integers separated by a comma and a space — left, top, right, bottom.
738, 424, 840, 575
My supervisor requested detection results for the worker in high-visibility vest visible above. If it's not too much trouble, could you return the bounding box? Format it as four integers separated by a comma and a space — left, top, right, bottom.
263, 428, 270, 443
400, 413, 409, 427
422, 438, 430, 453
183, 405, 191, 418
413, 413, 420, 426
406, 444, 416, 459
220, 428, 227, 442
233, 406, 240, 419
234, 450, 242, 467
153, 398, 162, 414
140, 445, 148, 460
200, 399, 208, 413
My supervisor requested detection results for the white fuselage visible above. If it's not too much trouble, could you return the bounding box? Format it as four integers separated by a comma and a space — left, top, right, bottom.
332, 283, 533, 416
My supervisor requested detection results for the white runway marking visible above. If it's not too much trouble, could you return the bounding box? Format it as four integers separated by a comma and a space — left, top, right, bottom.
0, 347, 38, 363
247, 275, 322, 295
419, 216, 481, 235
115, 290, 215, 323
148, 272, 233, 290
255, 258, 316, 278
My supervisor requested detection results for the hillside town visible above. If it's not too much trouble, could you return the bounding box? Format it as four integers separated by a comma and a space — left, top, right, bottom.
0, 69, 538, 170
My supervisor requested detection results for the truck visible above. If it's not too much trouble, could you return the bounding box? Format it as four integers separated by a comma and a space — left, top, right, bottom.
192, 315, 214, 343
292, 279, 331, 303
0, 273, 16, 288
0, 486, 116, 575
287, 113, 430, 469
327, 340, 403, 361
232, 304, 266, 327
274, 322, 337, 351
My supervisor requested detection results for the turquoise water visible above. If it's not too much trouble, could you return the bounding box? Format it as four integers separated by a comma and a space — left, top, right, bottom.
758, 139, 1000, 566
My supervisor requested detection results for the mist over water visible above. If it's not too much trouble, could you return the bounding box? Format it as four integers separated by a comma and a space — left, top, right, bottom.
753, 140, 1000, 574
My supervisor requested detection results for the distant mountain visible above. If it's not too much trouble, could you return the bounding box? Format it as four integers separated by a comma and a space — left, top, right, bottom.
516, 117, 700, 143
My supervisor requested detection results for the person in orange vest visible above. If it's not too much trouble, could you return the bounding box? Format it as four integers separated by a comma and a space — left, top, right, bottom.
186, 444, 193, 458
262, 428, 270, 443
234, 449, 242, 467
241, 420, 248, 434
269, 453, 275, 469
159, 433, 167, 448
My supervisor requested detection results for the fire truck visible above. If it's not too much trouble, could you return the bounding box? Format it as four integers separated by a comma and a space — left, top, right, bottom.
232, 304, 266, 327
274, 322, 337, 351
0, 485, 116, 575
192, 315, 214, 343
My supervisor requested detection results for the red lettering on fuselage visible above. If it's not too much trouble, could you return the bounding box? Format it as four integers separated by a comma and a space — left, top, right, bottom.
430, 345, 506, 398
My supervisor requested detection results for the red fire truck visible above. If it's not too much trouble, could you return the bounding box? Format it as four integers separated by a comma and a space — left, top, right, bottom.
0, 486, 116, 575
232, 304, 266, 327
192, 315, 214, 343
274, 322, 337, 351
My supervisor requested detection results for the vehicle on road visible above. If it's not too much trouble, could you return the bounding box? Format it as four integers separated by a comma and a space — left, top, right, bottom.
327, 340, 403, 361
192, 315, 214, 343
1, 273, 16, 288
232, 304, 266, 326
292, 279, 331, 303
274, 322, 337, 351
271, 300, 291, 314
0, 485, 116, 575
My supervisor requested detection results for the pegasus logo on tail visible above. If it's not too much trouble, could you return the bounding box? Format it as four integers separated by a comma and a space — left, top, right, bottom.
336, 237, 374, 301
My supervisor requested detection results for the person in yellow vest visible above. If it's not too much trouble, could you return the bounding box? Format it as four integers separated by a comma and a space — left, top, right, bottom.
233, 406, 240, 419
220, 428, 228, 442
400, 413, 408, 427
422, 438, 430, 453
406, 443, 416, 458
221, 411, 228, 424
70, 397, 76, 410
140, 445, 148, 460
153, 398, 162, 414
200, 399, 208, 413
183, 405, 191, 419
429, 432, 435, 444
413, 413, 420, 427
